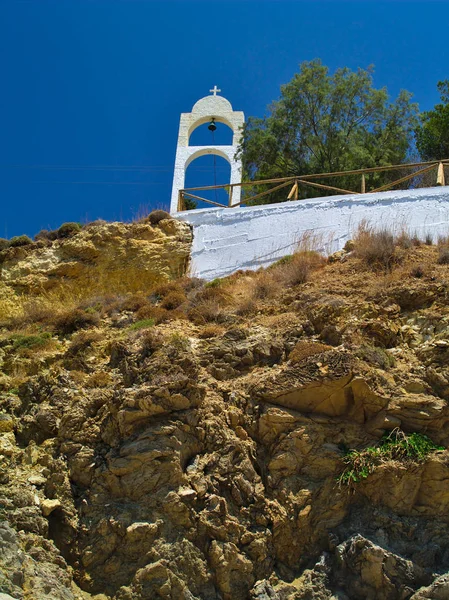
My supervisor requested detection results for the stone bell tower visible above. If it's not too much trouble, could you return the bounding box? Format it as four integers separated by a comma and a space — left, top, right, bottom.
170, 87, 245, 213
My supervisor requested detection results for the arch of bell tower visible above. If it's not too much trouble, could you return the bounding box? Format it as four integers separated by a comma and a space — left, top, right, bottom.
170, 87, 245, 213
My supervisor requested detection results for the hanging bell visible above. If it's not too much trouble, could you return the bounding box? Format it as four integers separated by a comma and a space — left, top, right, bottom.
208, 118, 217, 132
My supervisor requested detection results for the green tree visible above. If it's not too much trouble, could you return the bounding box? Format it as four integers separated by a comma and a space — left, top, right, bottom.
238, 60, 418, 204
415, 80, 449, 161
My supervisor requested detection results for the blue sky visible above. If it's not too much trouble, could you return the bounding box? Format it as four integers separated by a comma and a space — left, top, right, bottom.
1, 0, 449, 238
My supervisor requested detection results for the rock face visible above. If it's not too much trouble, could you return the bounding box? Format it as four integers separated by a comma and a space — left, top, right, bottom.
0, 218, 192, 296
2, 237, 449, 599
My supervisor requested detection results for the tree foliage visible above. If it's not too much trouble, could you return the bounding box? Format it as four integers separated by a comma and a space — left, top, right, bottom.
238, 60, 418, 204
415, 80, 449, 161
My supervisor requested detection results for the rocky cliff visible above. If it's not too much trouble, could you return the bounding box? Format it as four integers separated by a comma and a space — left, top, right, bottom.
1, 222, 449, 600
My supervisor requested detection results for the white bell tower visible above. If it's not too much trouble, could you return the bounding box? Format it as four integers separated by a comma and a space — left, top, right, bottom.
170, 87, 245, 213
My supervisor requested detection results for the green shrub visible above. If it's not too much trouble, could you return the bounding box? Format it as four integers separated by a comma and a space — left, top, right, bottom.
129, 318, 155, 330
11, 332, 52, 351
57, 222, 81, 238
8, 235, 33, 248
0, 238, 9, 251
337, 429, 444, 485
205, 278, 223, 289
357, 344, 395, 370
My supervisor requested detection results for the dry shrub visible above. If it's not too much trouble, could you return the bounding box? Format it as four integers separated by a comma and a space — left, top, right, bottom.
250, 272, 278, 300
289, 341, 332, 364
148, 210, 172, 225
66, 330, 103, 356
186, 286, 233, 324
396, 231, 412, 249
178, 277, 204, 293
353, 222, 397, 270
135, 304, 168, 323
235, 298, 257, 316
52, 308, 100, 335
267, 231, 326, 287
411, 265, 425, 278
138, 329, 165, 357
118, 292, 150, 313
275, 251, 325, 287
85, 371, 112, 388
438, 247, 449, 265
198, 324, 225, 339
160, 290, 187, 310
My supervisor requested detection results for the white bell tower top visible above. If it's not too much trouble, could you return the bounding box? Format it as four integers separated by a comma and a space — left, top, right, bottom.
170, 88, 245, 213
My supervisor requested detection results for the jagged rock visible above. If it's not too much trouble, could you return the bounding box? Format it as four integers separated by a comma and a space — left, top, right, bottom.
254, 351, 388, 422
410, 574, 449, 599
334, 534, 431, 599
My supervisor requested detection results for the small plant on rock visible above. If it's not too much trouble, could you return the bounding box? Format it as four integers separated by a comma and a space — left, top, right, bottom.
129, 318, 155, 330
337, 429, 444, 486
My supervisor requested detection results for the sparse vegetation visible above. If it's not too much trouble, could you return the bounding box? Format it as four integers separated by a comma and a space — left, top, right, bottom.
338, 429, 444, 485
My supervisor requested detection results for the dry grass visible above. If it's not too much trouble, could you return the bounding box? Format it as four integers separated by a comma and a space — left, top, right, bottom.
437, 235, 449, 265
249, 272, 278, 300
353, 222, 397, 270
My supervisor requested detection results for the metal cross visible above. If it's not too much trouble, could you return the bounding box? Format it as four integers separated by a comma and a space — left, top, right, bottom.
209, 85, 221, 96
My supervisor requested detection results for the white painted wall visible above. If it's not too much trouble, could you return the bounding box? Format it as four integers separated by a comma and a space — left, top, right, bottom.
176, 187, 449, 280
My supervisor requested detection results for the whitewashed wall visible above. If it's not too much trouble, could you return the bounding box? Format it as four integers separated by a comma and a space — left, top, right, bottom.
176, 187, 449, 280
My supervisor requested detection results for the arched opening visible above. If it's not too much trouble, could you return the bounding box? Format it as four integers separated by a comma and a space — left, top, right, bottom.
189, 119, 234, 146
184, 153, 231, 209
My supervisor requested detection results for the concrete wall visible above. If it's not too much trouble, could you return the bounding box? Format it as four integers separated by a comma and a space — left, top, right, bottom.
176, 187, 449, 281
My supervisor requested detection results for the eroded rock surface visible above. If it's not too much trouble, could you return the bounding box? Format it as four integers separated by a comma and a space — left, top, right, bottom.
2, 239, 449, 599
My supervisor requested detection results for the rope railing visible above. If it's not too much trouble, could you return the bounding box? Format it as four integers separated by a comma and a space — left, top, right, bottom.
177, 159, 449, 212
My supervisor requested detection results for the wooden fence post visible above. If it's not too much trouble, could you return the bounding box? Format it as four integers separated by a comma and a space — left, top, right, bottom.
361, 174, 366, 193
437, 162, 446, 186
287, 181, 298, 200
